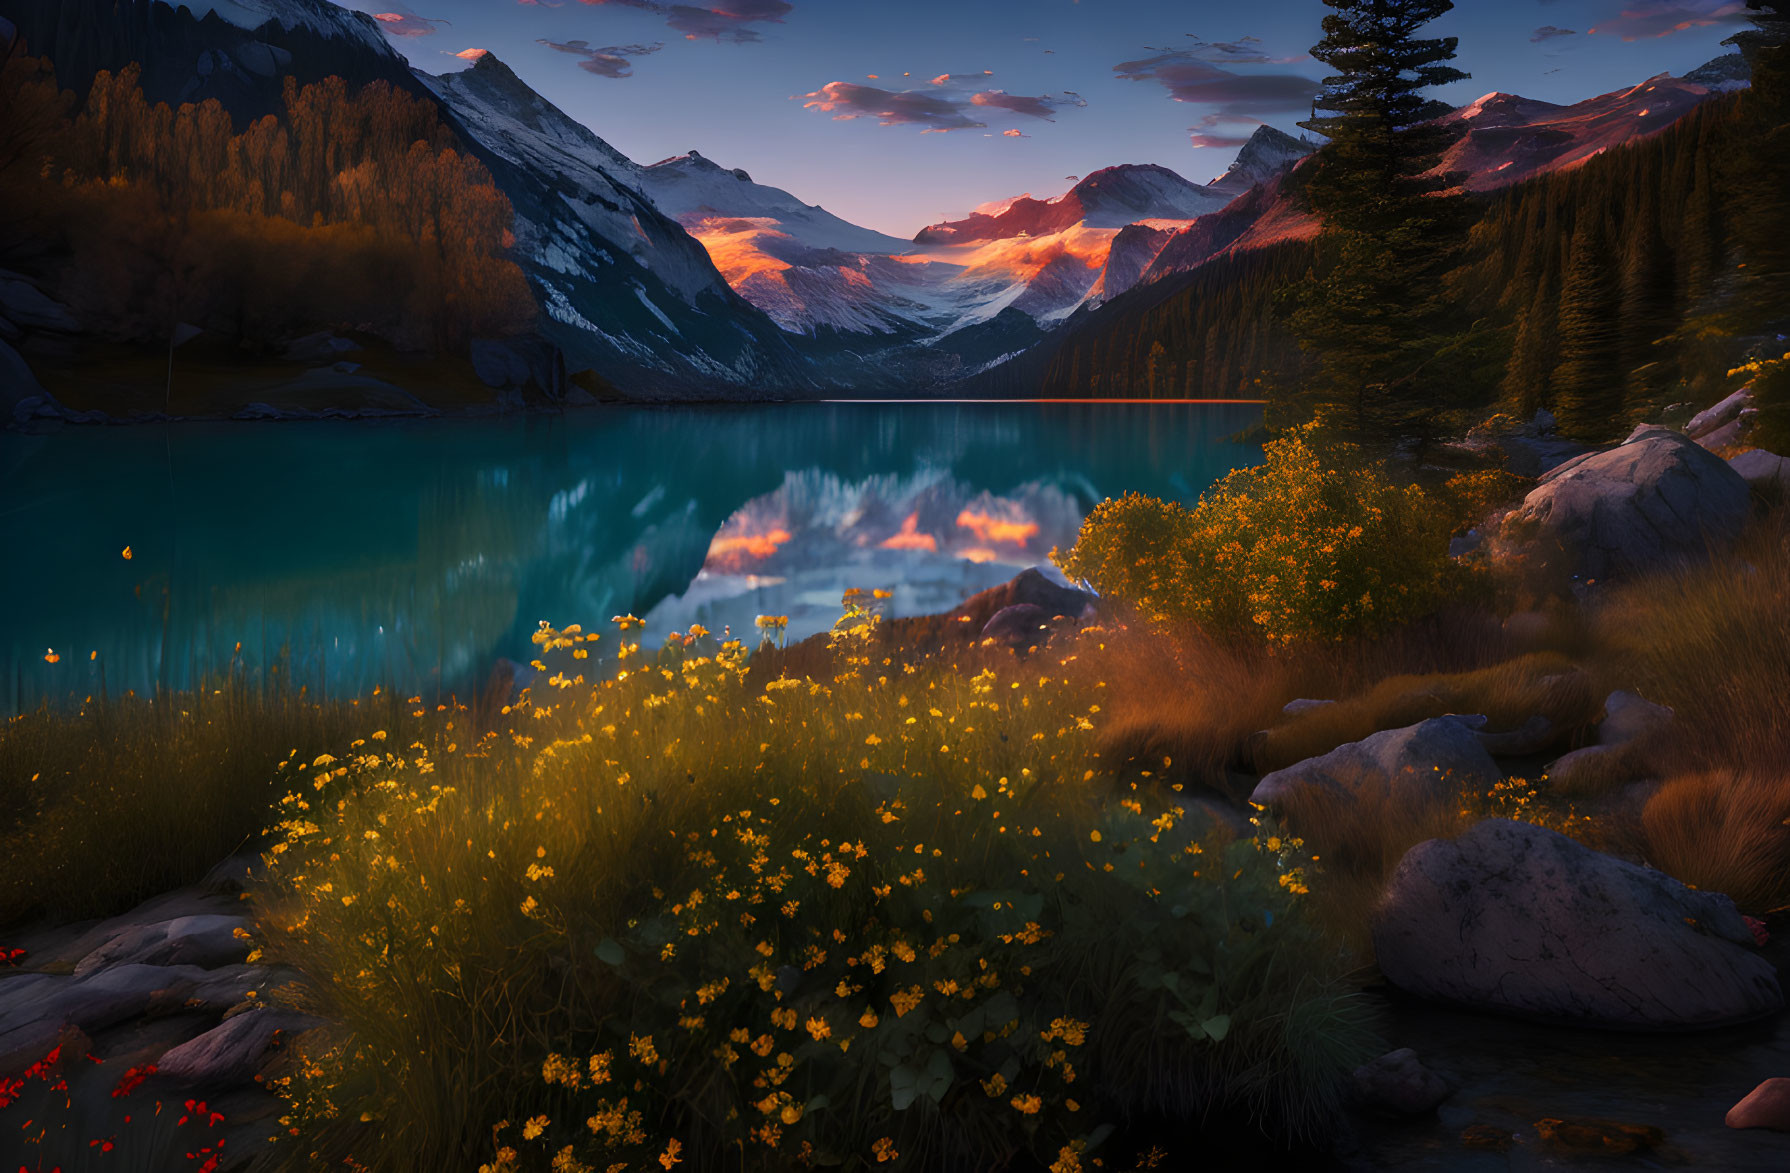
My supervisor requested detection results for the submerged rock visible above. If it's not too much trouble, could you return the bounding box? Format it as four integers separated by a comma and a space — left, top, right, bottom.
1251, 716, 1500, 809
1497, 425, 1750, 584
1373, 819, 1782, 1029
1352, 1048, 1450, 1115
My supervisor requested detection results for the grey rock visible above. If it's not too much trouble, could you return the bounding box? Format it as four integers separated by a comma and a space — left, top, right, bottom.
186, 964, 274, 1013
156, 1007, 319, 1087
1730, 448, 1790, 493
1251, 716, 1500, 808
232, 40, 292, 77
74, 915, 250, 978
0, 273, 78, 333
1352, 1048, 1450, 1115
1696, 409, 1757, 452
1282, 698, 1337, 717
0, 963, 209, 1039
1597, 690, 1672, 747
981, 603, 1052, 650
1727, 1077, 1790, 1131
1373, 819, 1782, 1028
1498, 425, 1751, 583
1687, 387, 1753, 440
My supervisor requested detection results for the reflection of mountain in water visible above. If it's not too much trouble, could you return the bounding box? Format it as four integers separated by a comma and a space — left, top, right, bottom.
647, 469, 1088, 643
0, 402, 1259, 709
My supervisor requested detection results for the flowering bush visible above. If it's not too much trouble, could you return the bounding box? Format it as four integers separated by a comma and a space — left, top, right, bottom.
1055, 430, 1455, 646
254, 614, 1371, 1171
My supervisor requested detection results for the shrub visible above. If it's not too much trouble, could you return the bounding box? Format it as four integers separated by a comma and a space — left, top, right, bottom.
255, 617, 1374, 1172
1055, 430, 1456, 646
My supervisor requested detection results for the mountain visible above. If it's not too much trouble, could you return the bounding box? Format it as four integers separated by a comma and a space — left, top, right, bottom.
633, 151, 969, 337
1206, 125, 1314, 198
913, 164, 1230, 245
420, 57, 807, 393
1434, 73, 1722, 192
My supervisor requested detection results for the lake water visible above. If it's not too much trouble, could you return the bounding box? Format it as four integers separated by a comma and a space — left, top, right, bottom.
0, 402, 1261, 711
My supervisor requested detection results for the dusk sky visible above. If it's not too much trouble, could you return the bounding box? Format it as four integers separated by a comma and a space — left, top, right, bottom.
350, 0, 1750, 237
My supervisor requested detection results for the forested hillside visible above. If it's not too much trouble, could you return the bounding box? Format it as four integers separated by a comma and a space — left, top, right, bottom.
1, 53, 533, 355
1027, 43, 1790, 446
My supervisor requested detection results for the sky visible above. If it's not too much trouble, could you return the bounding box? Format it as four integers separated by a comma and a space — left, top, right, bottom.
348, 0, 1753, 238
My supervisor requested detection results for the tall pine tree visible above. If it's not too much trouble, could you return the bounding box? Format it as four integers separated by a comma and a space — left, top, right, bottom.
1288, 0, 1477, 448
1554, 213, 1626, 440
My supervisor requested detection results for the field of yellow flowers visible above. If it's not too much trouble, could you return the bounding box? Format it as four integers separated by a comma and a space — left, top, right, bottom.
249, 608, 1374, 1172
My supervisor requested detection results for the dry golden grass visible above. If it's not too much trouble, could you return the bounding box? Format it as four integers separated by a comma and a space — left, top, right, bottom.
1592, 509, 1790, 780
1256, 649, 1603, 774
1641, 771, 1790, 913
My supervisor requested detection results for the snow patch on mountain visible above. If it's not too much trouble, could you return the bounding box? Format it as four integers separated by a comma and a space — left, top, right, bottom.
187, 0, 391, 59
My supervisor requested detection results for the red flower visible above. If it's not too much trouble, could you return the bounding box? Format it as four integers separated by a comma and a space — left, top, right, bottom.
0, 947, 26, 966
111, 1065, 156, 1098
0, 1076, 24, 1108
21, 1045, 62, 1080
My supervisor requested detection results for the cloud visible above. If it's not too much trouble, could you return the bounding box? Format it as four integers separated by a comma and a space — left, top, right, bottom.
1002, 128, 1027, 137
1187, 114, 1261, 149
1530, 24, 1578, 41
929, 71, 993, 85
1115, 48, 1319, 120
665, 0, 792, 42
971, 89, 1084, 121
1176, 34, 1306, 66
800, 77, 1082, 135
538, 38, 664, 77
453, 46, 490, 59
1587, 1, 1749, 40
371, 9, 448, 36
564, 0, 791, 42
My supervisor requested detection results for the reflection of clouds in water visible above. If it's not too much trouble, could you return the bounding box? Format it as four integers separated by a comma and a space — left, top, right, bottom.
650, 469, 1087, 643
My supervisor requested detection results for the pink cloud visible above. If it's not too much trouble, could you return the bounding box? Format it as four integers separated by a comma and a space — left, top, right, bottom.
453, 47, 489, 59
801, 79, 1081, 134
1587, 1, 1749, 41
371, 9, 448, 35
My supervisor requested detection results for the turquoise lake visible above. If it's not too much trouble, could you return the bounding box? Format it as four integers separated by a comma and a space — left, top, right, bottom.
0, 403, 1261, 711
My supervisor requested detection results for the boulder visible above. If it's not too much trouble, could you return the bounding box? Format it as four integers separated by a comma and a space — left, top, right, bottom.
1687, 387, 1753, 440
1727, 1077, 1790, 1131
1696, 409, 1757, 452
1497, 425, 1751, 584
1373, 819, 1783, 1028
0, 964, 210, 1040
981, 603, 1052, 651
471, 336, 566, 399
1352, 1048, 1450, 1115
1542, 690, 1671, 789
1472, 713, 1559, 757
1251, 716, 1500, 809
947, 568, 1096, 630
0, 273, 79, 333
156, 1007, 319, 1087
74, 915, 251, 978
1282, 698, 1336, 717
201, 852, 266, 895
1596, 690, 1673, 747
1730, 448, 1790, 495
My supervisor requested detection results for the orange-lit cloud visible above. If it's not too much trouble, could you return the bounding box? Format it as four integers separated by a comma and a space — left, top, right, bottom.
707, 527, 793, 571
956, 509, 1038, 548
960, 547, 998, 563
372, 9, 448, 35
880, 513, 938, 551
453, 47, 490, 59
1587, 2, 1748, 40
